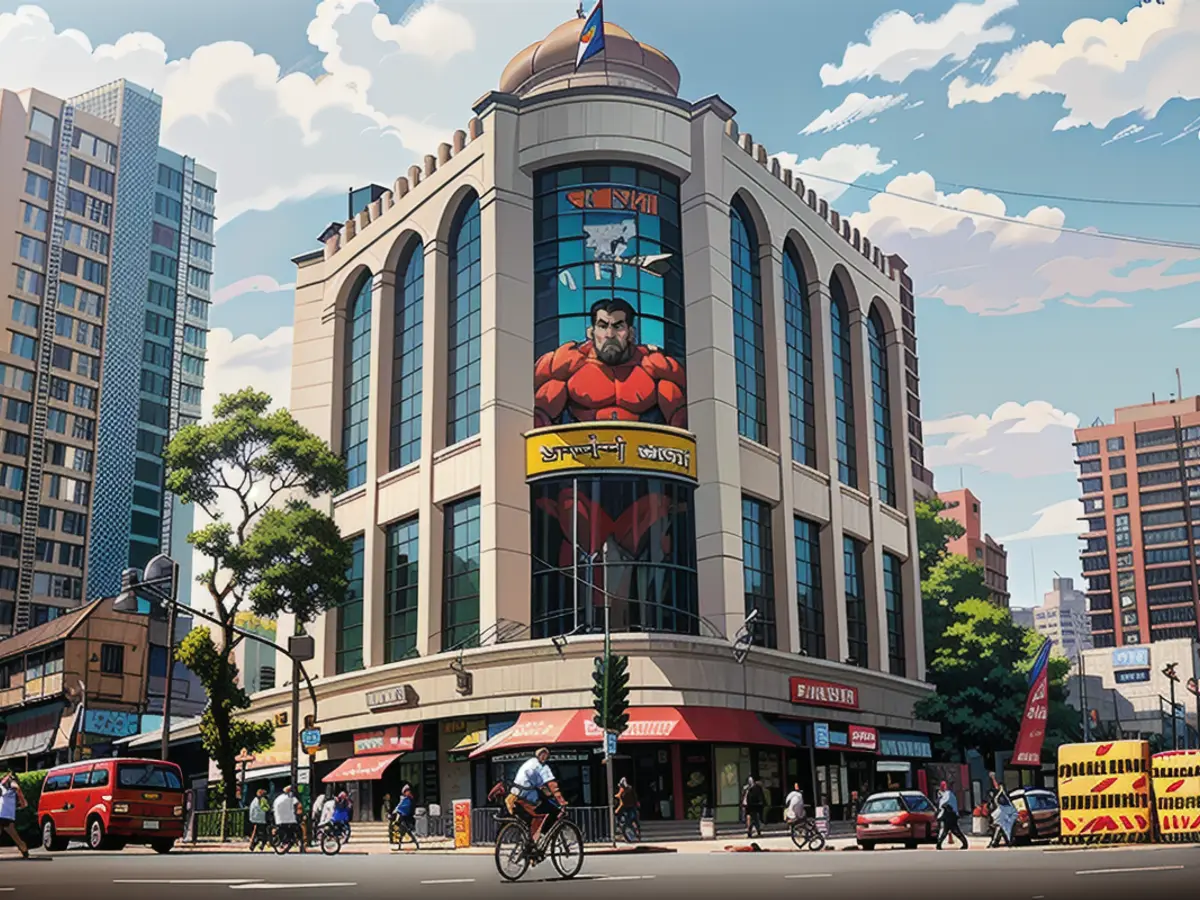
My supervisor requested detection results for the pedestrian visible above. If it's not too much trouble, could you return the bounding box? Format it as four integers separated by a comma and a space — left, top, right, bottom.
380, 793, 391, 823
743, 776, 765, 838
987, 773, 1016, 848
0, 771, 29, 859
391, 784, 415, 846
783, 782, 806, 825
311, 791, 326, 831
248, 788, 270, 852
614, 777, 639, 835
272, 785, 299, 847
936, 780, 968, 850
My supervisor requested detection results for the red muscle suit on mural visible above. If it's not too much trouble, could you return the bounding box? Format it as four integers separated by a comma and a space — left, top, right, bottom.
533, 298, 687, 429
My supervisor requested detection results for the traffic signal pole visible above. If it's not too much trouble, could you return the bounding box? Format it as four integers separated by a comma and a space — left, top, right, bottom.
602, 544, 616, 847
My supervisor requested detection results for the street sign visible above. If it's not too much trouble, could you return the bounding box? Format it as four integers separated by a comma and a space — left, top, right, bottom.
605, 732, 617, 756
301, 728, 322, 748
814, 723, 830, 749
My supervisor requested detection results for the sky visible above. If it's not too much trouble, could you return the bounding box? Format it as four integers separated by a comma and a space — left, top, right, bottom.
2, 0, 1199, 611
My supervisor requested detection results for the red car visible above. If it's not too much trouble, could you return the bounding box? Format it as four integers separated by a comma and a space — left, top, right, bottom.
856, 791, 939, 850
38, 757, 184, 853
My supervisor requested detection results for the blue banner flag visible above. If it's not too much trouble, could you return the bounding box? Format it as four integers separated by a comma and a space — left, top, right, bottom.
576, 1, 606, 70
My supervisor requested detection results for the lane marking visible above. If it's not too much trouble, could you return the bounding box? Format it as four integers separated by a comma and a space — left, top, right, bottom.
229, 885, 358, 892
785, 874, 833, 879
114, 881, 264, 886
420, 879, 476, 885
1076, 866, 1184, 876
597, 875, 655, 881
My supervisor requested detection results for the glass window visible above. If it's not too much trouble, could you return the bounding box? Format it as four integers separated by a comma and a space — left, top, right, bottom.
1108, 455, 1125, 470
10, 333, 37, 361
21, 201, 47, 233
447, 197, 481, 445
116, 764, 181, 791
741, 496, 776, 648
29, 109, 57, 141
783, 249, 815, 468
1076, 440, 1100, 457
342, 273, 372, 490
183, 326, 206, 349
11, 299, 39, 328
844, 536, 868, 667
794, 516, 824, 658
151, 222, 178, 251
882, 552, 905, 677
1114, 513, 1132, 548
1081, 478, 1104, 494
443, 495, 481, 650
157, 164, 183, 192
1106, 436, 1125, 452
100, 643, 124, 674
831, 278, 857, 488
336, 535, 365, 674
15, 267, 44, 297
188, 267, 210, 291
24, 172, 50, 201
1111, 473, 1127, 489
390, 243, 424, 471
18, 235, 46, 266
730, 199, 767, 444
385, 517, 419, 662
867, 308, 896, 507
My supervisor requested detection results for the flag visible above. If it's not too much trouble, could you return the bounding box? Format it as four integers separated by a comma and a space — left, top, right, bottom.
576, 1, 606, 70
1012, 639, 1053, 767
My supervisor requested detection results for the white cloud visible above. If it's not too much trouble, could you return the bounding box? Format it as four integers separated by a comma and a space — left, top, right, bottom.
850, 171, 1200, 314
772, 144, 895, 202
212, 275, 296, 307
820, 0, 1017, 86
947, 0, 1200, 130
924, 401, 1080, 478
0, 1, 565, 224
999, 499, 1086, 542
1175, 316, 1200, 329
1101, 124, 1145, 146
800, 92, 907, 134
1060, 297, 1132, 309
189, 326, 294, 610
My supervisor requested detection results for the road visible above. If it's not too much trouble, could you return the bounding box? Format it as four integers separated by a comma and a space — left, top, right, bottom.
0, 843, 1197, 898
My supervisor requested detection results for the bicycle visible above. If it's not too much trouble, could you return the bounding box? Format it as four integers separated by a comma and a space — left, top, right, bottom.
318, 820, 351, 856
389, 815, 420, 851
493, 803, 584, 882
789, 816, 826, 852
615, 808, 641, 843
270, 822, 301, 855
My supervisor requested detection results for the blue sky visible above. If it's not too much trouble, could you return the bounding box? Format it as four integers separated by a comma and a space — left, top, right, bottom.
4, 0, 1199, 609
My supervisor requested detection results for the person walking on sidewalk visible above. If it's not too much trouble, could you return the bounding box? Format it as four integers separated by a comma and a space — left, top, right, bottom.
0, 771, 29, 859
987, 773, 1016, 848
936, 781, 968, 850
272, 786, 300, 848
742, 777, 765, 838
248, 788, 271, 852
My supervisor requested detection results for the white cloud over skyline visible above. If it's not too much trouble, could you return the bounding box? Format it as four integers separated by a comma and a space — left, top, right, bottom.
999, 498, 1085, 542
820, 0, 1017, 86
772, 144, 896, 202
800, 92, 908, 134
212, 275, 297, 307
924, 400, 1080, 478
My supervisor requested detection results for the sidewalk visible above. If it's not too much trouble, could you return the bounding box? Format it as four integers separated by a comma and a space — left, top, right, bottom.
170, 841, 675, 856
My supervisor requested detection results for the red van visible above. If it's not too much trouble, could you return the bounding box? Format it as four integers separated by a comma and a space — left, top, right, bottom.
38, 757, 184, 853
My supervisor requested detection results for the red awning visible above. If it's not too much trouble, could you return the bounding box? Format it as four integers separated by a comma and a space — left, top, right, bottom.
470, 707, 792, 758
323, 752, 403, 783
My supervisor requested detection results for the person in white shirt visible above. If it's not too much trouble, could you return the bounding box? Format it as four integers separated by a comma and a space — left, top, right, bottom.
272, 786, 299, 844
507, 748, 568, 842
784, 782, 806, 824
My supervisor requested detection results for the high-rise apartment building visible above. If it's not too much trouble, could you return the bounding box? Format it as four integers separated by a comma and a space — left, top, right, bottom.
1074, 396, 1200, 648
1018, 576, 1092, 663
936, 487, 1010, 607
0, 88, 120, 636
0, 80, 214, 642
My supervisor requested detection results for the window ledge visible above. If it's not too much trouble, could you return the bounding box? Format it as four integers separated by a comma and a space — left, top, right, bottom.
333, 484, 367, 507
434, 434, 482, 463
378, 460, 420, 489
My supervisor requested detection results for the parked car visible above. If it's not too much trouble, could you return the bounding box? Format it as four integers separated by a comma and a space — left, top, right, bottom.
855, 790, 940, 850
38, 757, 184, 853
1009, 787, 1060, 844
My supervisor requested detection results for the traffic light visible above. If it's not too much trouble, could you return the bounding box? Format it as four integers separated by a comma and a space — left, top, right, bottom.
606, 654, 630, 735
592, 656, 607, 730
304, 714, 315, 730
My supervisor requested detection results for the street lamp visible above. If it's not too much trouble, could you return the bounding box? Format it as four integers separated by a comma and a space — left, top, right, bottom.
114, 555, 179, 763
1162, 662, 1181, 750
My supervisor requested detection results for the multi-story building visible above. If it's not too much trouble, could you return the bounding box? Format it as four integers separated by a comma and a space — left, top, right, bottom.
142, 17, 938, 821
1015, 577, 1091, 663
71, 81, 215, 602
0, 596, 152, 770
0, 88, 120, 637
936, 487, 1010, 607
1075, 396, 1200, 649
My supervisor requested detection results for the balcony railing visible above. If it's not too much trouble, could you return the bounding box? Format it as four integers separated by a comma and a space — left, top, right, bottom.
0, 670, 64, 710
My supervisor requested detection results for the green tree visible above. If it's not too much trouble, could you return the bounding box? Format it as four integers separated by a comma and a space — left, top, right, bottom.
165, 388, 350, 807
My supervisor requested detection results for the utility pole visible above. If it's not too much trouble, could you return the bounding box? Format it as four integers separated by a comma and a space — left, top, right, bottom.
1080, 652, 1090, 742
1164, 663, 1180, 750
602, 543, 615, 848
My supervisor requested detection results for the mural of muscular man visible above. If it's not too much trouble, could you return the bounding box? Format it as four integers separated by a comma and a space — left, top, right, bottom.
533, 298, 687, 428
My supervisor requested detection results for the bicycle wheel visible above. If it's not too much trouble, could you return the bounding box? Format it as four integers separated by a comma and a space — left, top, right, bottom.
550, 820, 584, 880
789, 822, 809, 850
320, 827, 342, 856
494, 822, 531, 882
806, 826, 826, 852
273, 828, 292, 855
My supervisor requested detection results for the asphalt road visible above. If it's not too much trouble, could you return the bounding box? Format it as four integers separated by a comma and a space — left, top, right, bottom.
1, 843, 1198, 899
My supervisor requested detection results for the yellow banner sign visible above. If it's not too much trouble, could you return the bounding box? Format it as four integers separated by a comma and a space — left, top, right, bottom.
525, 423, 697, 482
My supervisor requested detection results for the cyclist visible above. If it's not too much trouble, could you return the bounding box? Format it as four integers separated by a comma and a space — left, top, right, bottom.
328, 791, 352, 839
784, 782, 806, 825
507, 747, 568, 843
614, 777, 639, 837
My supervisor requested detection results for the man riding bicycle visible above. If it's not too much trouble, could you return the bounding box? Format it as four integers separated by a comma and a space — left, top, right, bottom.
507, 747, 568, 843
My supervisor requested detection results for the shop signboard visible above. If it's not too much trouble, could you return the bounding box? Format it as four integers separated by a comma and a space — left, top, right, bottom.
453, 800, 472, 848
813, 723, 830, 749
354, 726, 403, 755
525, 423, 698, 482
878, 732, 933, 759
1112, 648, 1149, 669
848, 726, 878, 752
82, 708, 139, 739
365, 684, 414, 711
1115, 669, 1151, 684
789, 677, 859, 710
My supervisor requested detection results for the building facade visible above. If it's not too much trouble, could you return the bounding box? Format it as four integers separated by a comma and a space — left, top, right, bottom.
0, 88, 120, 636
167, 19, 937, 821
1075, 396, 1200, 648
1018, 576, 1091, 664
936, 487, 1010, 607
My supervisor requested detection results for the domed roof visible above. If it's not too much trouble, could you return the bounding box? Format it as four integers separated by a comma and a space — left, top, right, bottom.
499, 19, 681, 99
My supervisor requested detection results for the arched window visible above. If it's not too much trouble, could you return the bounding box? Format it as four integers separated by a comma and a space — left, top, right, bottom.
389, 241, 424, 471
730, 199, 767, 444
783, 248, 815, 467
867, 307, 896, 507
447, 196, 481, 445
342, 273, 372, 490
830, 277, 857, 489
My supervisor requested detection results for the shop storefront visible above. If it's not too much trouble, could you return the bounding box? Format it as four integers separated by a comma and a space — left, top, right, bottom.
877, 730, 934, 793
320, 724, 424, 821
